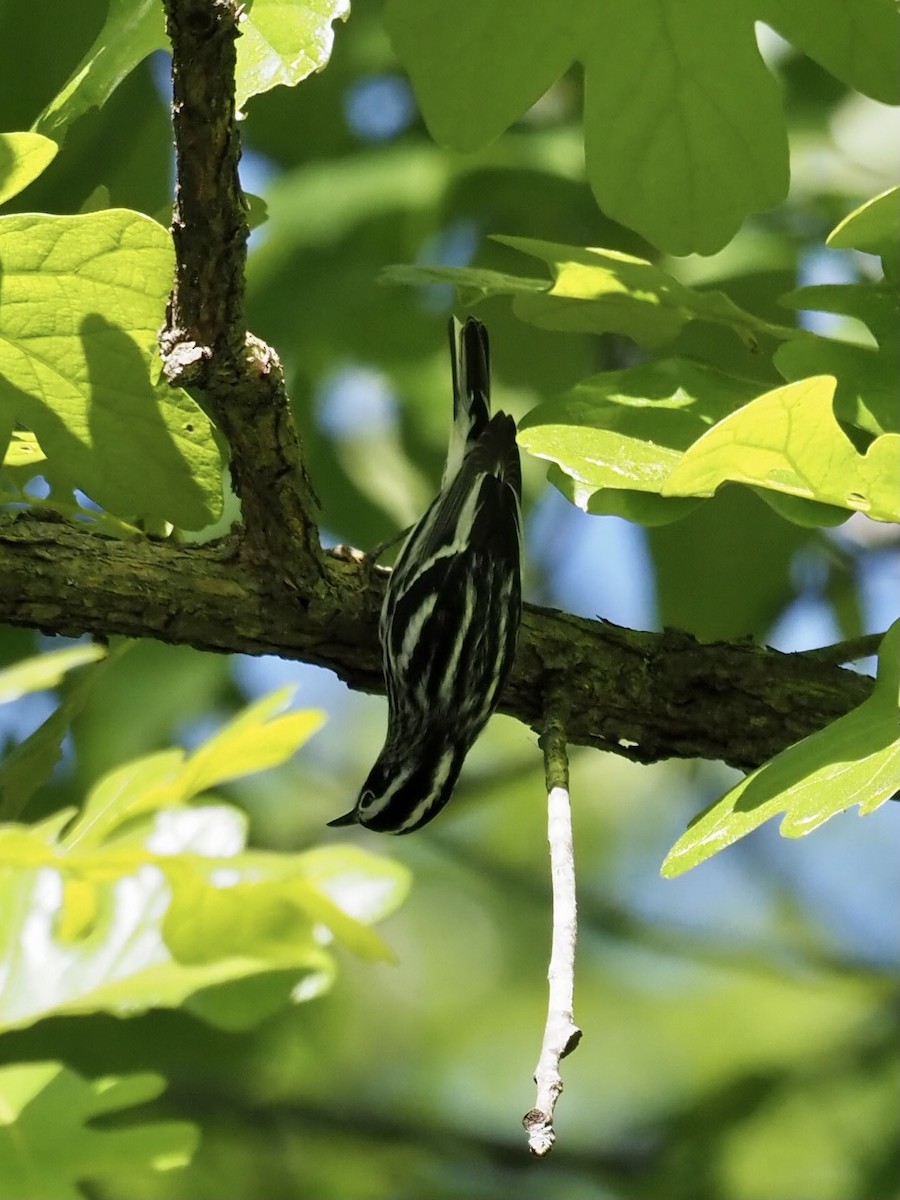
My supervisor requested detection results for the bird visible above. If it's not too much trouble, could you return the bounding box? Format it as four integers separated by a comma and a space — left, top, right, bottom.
328, 316, 522, 833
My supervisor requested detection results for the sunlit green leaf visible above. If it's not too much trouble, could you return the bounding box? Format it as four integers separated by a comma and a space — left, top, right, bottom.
1, 430, 45, 468
32, 0, 166, 141
0, 800, 409, 1032
0, 692, 404, 1031
0, 210, 222, 528
662, 376, 900, 521
163, 859, 394, 966
64, 690, 324, 850
518, 358, 763, 520
0, 132, 57, 205
295, 843, 414, 930
0, 1062, 197, 1200
776, 273, 899, 437
390, 249, 891, 529
385, 237, 797, 349
826, 185, 900, 264
0, 644, 106, 704
62, 749, 187, 851
236, 0, 350, 111
500, 236, 798, 346
775, 333, 898, 442
662, 620, 900, 877
177, 687, 325, 796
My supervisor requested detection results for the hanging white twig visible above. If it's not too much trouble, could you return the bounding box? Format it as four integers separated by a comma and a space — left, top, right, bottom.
523, 708, 582, 1156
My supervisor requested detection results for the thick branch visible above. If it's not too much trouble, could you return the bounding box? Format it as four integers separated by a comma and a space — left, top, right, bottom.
508, 610, 876, 771
163, 0, 246, 358
160, 0, 321, 579
0, 511, 874, 772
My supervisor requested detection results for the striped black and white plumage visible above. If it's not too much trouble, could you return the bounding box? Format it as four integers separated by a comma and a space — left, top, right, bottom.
328, 317, 522, 833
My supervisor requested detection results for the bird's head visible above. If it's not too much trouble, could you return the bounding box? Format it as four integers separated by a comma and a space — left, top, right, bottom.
328, 742, 464, 834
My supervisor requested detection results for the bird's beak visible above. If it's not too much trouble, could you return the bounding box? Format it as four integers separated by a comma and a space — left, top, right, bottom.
326, 809, 359, 828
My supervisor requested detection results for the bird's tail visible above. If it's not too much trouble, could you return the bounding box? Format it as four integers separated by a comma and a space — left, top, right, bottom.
443, 316, 492, 487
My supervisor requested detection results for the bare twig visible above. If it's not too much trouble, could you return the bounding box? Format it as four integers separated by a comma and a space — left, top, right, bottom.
524, 703, 582, 1156
802, 633, 883, 664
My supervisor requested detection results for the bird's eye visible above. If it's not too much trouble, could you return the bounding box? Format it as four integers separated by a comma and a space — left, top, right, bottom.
358, 788, 377, 812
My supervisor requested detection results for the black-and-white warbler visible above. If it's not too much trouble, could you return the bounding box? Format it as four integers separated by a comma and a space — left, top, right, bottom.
329, 317, 522, 833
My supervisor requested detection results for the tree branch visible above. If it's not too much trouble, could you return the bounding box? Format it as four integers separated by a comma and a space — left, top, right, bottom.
159, 0, 322, 582
801, 634, 883, 664
0, 511, 874, 772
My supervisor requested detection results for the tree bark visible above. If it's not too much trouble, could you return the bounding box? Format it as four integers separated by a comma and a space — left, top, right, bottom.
0, 510, 872, 772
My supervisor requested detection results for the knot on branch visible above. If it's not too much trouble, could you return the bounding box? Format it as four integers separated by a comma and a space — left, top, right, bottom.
159, 331, 212, 387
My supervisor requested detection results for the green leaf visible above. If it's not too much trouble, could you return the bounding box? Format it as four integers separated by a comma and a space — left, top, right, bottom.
547, 463, 702, 525
0, 644, 106, 704
235, 0, 350, 111
780, 283, 895, 348
161, 863, 337, 965
500, 237, 798, 347
662, 376, 900, 522
163, 835, 411, 971
578, 0, 789, 255
826, 186, 900, 283
0, 1062, 197, 1200
32, 0, 166, 142
176, 687, 325, 796
775, 331, 898, 441
386, 0, 788, 253
62, 749, 187, 851
385, 237, 797, 349
749, 488, 851, 529
0, 210, 222, 528
0, 693, 408, 1032
776, 271, 899, 438
755, 0, 900, 104
662, 620, 900, 877
413, 244, 891, 528
64, 689, 324, 850
181, 967, 329, 1030
517, 358, 764, 521
0, 646, 116, 824
387, 0, 897, 254
1, 430, 45, 468
0, 132, 57, 205
0, 799, 409, 1032
386, 0, 577, 153
296, 843, 414, 929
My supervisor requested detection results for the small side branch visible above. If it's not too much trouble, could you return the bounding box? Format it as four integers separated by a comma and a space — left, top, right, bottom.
802, 633, 883, 664
523, 704, 582, 1157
